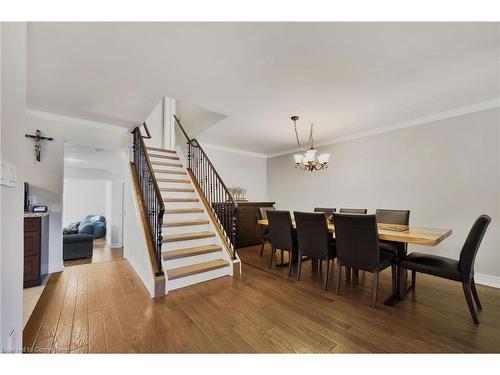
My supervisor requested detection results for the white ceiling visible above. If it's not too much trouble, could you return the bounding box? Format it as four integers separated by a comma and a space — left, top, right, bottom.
27, 22, 500, 155
64, 143, 125, 173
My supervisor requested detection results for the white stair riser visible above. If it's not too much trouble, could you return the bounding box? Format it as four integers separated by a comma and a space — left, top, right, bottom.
157, 182, 192, 189
151, 159, 186, 168
163, 212, 206, 221
163, 224, 211, 235
163, 251, 223, 270
167, 267, 231, 292
163, 201, 202, 209
163, 236, 217, 251
161, 191, 197, 199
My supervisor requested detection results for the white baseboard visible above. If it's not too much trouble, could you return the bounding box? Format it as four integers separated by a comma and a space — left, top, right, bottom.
475, 273, 500, 289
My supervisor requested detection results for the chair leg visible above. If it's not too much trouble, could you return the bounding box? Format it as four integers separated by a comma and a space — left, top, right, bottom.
280, 249, 284, 265
319, 260, 323, 275
372, 272, 379, 308
346, 266, 352, 281
352, 268, 359, 282
391, 264, 397, 295
323, 260, 330, 290
288, 252, 293, 277
259, 239, 266, 257
470, 277, 483, 310
296, 252, 302, 281
462, 281, 480, 325
269, 247, 275, 270
335, 261, 341, 295
411, 270, 416, 290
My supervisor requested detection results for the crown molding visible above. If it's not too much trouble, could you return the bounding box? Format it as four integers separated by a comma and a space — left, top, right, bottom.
26, 109, 132, 132
199, 142, 268, 158
267, 99, 500, 158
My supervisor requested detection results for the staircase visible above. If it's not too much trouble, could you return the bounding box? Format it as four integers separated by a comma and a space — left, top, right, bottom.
147, 146, 232, 292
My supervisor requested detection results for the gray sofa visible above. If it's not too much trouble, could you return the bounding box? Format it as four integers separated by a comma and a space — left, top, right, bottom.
63, 233, 94, 260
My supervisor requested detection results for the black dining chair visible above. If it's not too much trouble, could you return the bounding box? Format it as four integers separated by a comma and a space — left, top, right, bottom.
314, 207, 336, 217
267, 210, 298, 276
399, 215, 491, 325
259, 206, 276, 257
339, 208, 367, 214
294, 212, 336, 290
375, 209, 411, 297
332, 213, 396, 307
375, 209, 410, 256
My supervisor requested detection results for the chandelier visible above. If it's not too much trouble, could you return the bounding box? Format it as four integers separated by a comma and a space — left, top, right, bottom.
291, 116, 330, 171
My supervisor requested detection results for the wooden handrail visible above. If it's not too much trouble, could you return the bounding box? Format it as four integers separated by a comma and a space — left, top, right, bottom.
132, 126, 165, 275
136, 124, 165, 213
173, 115, 238, 259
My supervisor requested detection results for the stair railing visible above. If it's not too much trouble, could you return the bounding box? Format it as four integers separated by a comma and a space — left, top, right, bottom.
173, 115, 238, 260
132, 123, 165, 276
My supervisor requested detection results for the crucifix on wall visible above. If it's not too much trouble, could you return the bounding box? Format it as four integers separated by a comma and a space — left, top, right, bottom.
25, 129, 54, 162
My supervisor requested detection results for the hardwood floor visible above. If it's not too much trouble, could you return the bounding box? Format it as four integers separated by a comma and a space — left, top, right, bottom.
24, 244, 500, 353
63, 238, 123, 267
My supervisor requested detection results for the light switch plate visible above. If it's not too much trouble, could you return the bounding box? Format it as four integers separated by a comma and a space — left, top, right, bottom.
1, 159, 17, 188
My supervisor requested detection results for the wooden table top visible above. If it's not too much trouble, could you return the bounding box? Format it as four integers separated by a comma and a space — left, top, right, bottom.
257, 219, 452, 247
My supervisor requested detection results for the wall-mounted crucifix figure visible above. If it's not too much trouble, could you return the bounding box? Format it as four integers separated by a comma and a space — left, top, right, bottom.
25, 129, 54, 162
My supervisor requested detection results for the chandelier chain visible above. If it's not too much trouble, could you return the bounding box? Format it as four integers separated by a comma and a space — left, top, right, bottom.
293, 118, 314, 152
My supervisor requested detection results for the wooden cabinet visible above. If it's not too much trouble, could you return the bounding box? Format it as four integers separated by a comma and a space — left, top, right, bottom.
24, 215, 49, 288
236, 202, 275, 248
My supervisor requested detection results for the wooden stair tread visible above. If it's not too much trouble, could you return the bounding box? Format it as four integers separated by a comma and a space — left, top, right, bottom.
165, 208, 204, 214
163, 198, 199, 202
160, 188, 195, 193
147, 147, 176, 154
163, 220, 209, 227
151, 161, 183, 167
154, 169, 187, 175
163, 231, 215, 243
162, 245, 221, 260
148, 154, 180, 160
157, 178, 191, 184
167, 259, 229, 280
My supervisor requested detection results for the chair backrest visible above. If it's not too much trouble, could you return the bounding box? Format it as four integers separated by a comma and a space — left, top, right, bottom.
259, 206, 275, 221
332, 213, 380, 271
339, 208, 367, 214
294, 212, 331, 259
459, 214, 491, 279
267, 210, 295, 251
314, 207, 336, 217
375, 209, 410, 225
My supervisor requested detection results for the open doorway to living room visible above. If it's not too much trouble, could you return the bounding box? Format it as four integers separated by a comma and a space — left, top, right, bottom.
62, 143, 126, 266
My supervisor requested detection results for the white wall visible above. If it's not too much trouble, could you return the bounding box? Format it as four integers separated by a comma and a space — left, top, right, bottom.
267, 108, 500, 282
122, 164, 156, 296
63, 178, 110, 226
200, 144, 268, 201
1, 22, 26, 352
143, 99, 164, 149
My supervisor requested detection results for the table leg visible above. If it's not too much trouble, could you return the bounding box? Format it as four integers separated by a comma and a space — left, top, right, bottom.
384, 244, 408, 307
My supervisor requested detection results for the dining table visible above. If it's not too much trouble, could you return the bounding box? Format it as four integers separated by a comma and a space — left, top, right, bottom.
257, 218, 452, 306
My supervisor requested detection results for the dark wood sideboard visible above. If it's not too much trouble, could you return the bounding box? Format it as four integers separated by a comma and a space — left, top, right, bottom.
236, 201, 275, 248
24, 215, 49, 288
